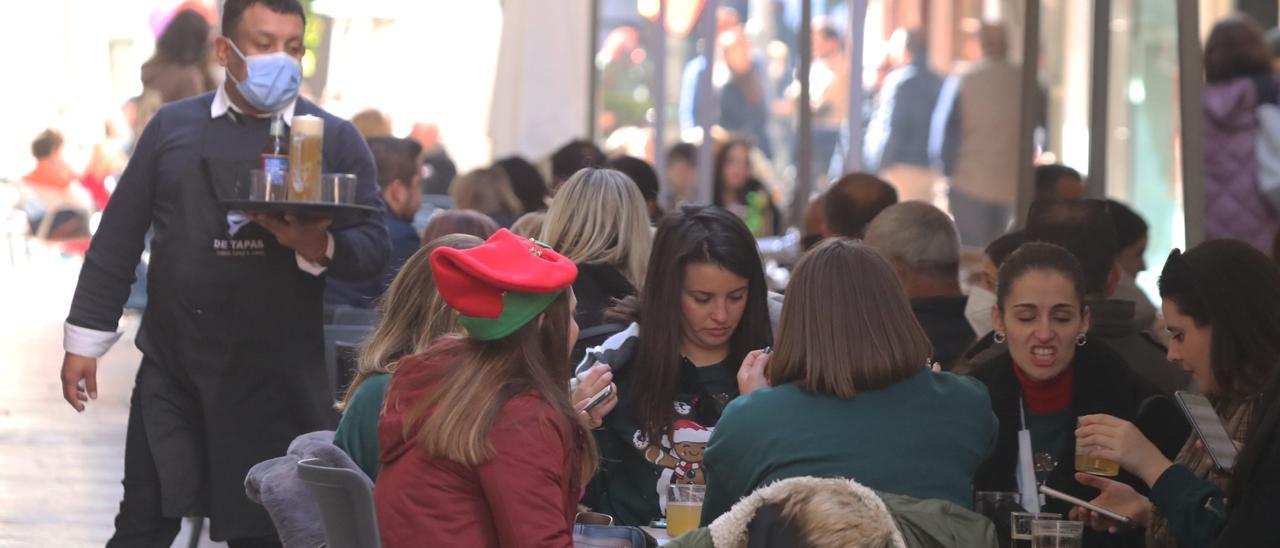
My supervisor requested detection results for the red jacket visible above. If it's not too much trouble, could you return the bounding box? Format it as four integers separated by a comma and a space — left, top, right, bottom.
375, 342, 580, 548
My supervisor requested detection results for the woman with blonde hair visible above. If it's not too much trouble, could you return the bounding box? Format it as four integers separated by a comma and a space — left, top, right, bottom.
541, 167, 653, 360
451, 167, 524, 227
332, 234, 483, 481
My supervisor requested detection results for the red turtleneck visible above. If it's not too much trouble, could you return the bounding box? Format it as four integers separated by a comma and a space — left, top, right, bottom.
1013, 361, 1074, 414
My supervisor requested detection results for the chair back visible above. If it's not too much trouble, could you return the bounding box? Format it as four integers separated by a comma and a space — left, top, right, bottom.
296, 457, 382, 548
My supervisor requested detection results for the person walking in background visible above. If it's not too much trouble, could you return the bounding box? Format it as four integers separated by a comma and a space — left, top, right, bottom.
134, 8, 216, 139
864, 28, 944, 204
1201, 15, 1280, 252
864, 202, 976, 371
717, 29, 773, 159
942, 22, 1022, 246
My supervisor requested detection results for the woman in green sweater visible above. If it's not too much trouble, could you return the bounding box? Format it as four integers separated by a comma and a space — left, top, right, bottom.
332, 234, 482, 480
1070, 240, 1280, 547
700, 238, 999, 523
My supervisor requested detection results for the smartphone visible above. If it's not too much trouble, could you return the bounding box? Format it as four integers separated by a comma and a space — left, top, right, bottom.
1175, 391, 1238, 471
1039, 485, 1132, 525
582, 384, 613, 412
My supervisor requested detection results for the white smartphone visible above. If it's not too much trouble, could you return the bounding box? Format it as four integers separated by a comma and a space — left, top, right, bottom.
1040, 485, 1132, 525
1175, 391, 1238, 471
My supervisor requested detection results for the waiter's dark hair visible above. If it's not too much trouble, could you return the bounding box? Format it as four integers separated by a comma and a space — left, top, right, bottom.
221, 0, 306, 38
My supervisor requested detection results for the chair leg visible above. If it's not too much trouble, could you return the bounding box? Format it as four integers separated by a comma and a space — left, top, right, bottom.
187, 517, 204, 548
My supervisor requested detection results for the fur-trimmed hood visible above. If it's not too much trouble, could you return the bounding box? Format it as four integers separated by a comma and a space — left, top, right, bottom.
706, 477, 907, 548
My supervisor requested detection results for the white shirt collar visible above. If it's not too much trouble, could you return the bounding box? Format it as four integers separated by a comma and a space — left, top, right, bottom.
211, 83, 297, 125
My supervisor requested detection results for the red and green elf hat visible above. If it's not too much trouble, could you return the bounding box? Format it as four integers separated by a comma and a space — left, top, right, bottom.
430, 228, 578, 340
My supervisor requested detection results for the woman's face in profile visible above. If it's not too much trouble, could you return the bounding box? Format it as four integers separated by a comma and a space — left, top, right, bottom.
1162, 298, 1215, 394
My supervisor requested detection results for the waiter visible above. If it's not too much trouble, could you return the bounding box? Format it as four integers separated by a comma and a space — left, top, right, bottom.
59, 1, 389, 546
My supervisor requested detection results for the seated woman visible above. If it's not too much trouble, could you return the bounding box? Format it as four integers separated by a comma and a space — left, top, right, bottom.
580, 205, 773, 527
713, 140, 781, 237
332, 234, 482, 481
375, 229, 597, 546
1070, 239, 1280, 547
967, 242, 1182, 548
540, 168, 652, 362
700, 238, 998, 522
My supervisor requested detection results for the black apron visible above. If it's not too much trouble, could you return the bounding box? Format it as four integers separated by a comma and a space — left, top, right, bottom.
134, 113, 336, 540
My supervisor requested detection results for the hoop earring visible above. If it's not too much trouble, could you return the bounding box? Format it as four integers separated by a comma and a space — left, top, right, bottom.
1076, 334, 1087, 347
993, 331, 1006, 344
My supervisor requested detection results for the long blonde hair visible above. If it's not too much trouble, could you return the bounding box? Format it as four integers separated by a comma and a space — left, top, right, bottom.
451, 167, 524, 219
336, 234, 483, 411
541, 168, 652, 288
404, 293, 599, 486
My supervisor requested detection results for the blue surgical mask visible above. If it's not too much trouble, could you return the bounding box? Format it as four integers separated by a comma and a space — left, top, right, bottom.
226, 40, 301, 113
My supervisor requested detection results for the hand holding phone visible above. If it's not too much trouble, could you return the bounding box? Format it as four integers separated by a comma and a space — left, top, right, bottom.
1041, 485, 1132, 525
1175, 391, 1239, 471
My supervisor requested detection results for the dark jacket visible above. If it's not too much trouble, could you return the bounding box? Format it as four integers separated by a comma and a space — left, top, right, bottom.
67, 93, 387, 539
1150, 375, 1280, 548
865, 61, 944, 171
570, 263, 637, 364
376, 341, 581, 548
1088, 298, 1190, 395
912, 296, 976, 371
325, 212, 421, 308
968, 342, 1189, 548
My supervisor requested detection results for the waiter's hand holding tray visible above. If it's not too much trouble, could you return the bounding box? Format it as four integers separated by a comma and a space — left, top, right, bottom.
220, 169, 378, 224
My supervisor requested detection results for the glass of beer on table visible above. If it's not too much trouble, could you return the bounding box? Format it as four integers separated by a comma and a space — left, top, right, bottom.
1075, 417, 1121, 476
666, 484, 705, 537
288, 115, 324, 201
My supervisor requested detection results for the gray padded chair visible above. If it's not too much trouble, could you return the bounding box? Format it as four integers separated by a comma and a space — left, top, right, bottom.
296, 458, 382, 548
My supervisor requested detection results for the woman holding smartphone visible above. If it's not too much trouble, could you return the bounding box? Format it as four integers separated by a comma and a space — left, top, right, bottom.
375, 229, 599, 547
577, 205, 773, 527
966, 242, 1179, 548
1071, 239, 1280, 547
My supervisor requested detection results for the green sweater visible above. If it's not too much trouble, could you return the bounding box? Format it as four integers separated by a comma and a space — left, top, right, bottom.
333, 373, 390, 481
701, 369, 998, 523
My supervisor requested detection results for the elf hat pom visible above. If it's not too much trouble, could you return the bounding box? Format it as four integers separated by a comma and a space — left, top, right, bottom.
430, 228, 578, 340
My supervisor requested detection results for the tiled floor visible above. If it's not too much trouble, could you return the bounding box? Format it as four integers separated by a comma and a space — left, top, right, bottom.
0, 251, 223, 547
